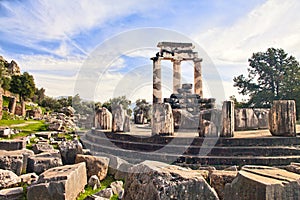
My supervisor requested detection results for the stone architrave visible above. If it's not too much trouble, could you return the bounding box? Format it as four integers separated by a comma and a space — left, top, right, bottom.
269, 100, 296, 136
221, 101, 234, 137
0, 92, 2, 120
224, 166, 300, 200
194, 58, 203, 97
8, 97, 17, 114
27, 162, 87, 200
123, 160, 219, 200
112, 104, 130, 132
94, 107, 112, 130
152, 103, 174, 136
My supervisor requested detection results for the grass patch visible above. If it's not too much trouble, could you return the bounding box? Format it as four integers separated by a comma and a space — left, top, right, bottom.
10, 120, 49, 139
0, 119, 26, 126
77, 175, 116, 200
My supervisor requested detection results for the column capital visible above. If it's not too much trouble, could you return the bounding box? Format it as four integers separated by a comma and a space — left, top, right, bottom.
171, 59, 182, 64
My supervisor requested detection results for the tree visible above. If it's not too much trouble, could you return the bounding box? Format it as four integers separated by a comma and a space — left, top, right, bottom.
10, 72, 35, 101
32, 87, 46, 104
0, 76, 10, 91
133, 99, 152, 121
103, 96, 132, 116
233, 48, 300, 118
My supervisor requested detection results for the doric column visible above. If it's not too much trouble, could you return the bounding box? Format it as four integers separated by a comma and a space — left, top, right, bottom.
194, 58, 203, 97
172, 59, 181, 94
152, 57, 162, 104
221, 100, 234, 137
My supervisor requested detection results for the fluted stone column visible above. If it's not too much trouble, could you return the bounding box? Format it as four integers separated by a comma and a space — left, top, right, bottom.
172, 59, 181, 94
194, 58, 203, 97
269, 100, 296, 136
221, 100, 234, 137
152, 57, 162, 104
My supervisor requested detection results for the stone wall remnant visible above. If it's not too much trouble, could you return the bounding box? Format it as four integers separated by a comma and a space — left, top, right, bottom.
152, 103, 174, 135
94, 107, 112, 130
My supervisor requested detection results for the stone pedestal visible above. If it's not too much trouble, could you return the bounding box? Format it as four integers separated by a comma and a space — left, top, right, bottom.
221, 101, 234, 137
269, 100, 296, 136
8, 97, 16, 114
21, 101, 26, 117
152, 103, 174, 135
94, 107, 112, 130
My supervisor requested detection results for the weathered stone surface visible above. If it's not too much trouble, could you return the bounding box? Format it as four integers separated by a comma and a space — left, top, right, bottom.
75, 154, 109, 181
88, 175, 101, 190
123, 160, 219, 200
0, 169, 20, 189
112, 104, 130, 132
27, 107, 43, 119
0, 187, 23, 199
269, 100, 296, 136
173, 109, 198, 129
224, 165, 300, 200
0, 128, 12, 138
199, 109, 221, 137
27, 162, 87, 200
209, 170, 237, 200
59, 140, 83, 165
32, 143, 54, 154
0, 149, 34, 175
107, 155, 133, 180
94, 188, 113, 199
35, 132, 53, 139
110, 181, 123, 198
152, 103, 174, 136
0, 140, 26, 151
19, 172, 38, 185
284, 162, 300, 174
27, 151, 63, 174
94, 107, 112, 130
234, 108, 269, 131
221, 101, 234, 137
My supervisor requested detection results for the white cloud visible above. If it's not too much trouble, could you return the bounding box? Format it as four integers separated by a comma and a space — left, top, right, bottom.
193, 0, 300, 100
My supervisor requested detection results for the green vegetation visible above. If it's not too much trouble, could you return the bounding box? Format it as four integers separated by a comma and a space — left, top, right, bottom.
102, 96, 132, 116
0, 119, 26, 126
233, 48, 300, 119
2, 96, 10, 107
77, 175, 117, 200
133, 99, 152, 121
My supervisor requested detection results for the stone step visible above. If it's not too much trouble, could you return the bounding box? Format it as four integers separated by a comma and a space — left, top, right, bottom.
85, 132, 300, 157
90, 130, 300, 147
80, 136, 300, 166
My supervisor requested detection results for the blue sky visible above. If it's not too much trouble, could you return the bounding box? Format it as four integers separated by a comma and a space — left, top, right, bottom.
1, 0, 300, 103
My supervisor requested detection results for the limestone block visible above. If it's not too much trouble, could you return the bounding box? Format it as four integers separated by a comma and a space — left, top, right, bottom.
123, 160, 219, 200
75, 154, 109, 181
59, 140, 83, 165
0, 187, 23, 199
199, 109, 221, 137
32, 143, 54, 154
27, 162, 87, 200
221, 101, 234, 137
94, 188, 113, 199
88, 175, 101, 190
27, 151, 63, 174
152, 103, 174, 136
209, 170, 237, 200
19, 173, 38, 185
0, 169, 20, 189
254, 108, 269, 129
234, 108, 259, 131
94, 107, 112, 130
0, 149, 34, 175
269, 100, 296, 136
110, 181, 123, 197
224, 166, 300, 200
0, 139, 26, 151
